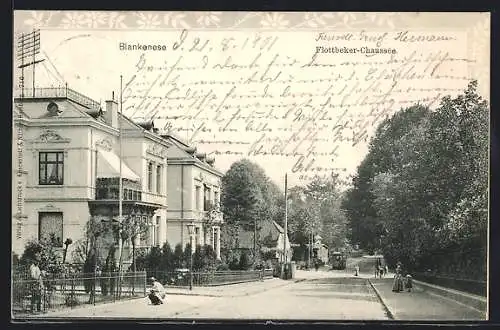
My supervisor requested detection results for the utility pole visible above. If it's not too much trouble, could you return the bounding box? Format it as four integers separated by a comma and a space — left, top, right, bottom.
116, 75, 124, 298
283, 173, 288, 264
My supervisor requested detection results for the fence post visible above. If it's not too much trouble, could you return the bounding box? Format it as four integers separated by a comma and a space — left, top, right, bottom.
71, 275, 75, 309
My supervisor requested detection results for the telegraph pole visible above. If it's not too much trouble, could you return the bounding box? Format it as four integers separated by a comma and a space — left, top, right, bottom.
283, 173, 288, 264
116, 75, 124, 298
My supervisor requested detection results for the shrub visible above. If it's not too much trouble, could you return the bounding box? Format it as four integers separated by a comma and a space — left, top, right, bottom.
173, 243, 184, 269
64, 292, 79, 307
228, 255, 240, 270
216, 263, 229, 271
239, 251, 251, 270
12, 252, 20, 267
19, 237, 65, 275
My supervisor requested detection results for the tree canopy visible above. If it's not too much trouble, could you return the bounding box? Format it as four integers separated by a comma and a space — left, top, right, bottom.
342, 81, 488, 280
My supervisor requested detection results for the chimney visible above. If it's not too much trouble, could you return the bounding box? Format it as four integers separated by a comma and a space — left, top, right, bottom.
104, 92, 119, 129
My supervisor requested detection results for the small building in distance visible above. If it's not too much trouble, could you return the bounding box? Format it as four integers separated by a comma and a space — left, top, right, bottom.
233, 220, 292, 267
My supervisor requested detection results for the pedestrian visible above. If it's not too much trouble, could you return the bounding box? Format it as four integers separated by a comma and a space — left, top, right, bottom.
354, 265, 360, 277
29, 258, 44, 313
405, 274, 413, 292
148, 277, 166, 305
392, 262, 404, 292
385, 265, 389, 276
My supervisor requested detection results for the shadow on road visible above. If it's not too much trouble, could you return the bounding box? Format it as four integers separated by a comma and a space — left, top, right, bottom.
305, 277, 369, 285
293, 292, 378, 303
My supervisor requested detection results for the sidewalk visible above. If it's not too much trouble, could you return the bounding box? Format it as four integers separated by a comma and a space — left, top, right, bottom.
369, 278, 486, 320
164, 277, 295, 297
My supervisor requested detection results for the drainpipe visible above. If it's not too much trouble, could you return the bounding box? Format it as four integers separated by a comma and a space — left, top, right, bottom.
181, 165, 184, 247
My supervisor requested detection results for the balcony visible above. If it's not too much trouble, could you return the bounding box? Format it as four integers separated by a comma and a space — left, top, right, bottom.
14, 86, 101, 110
89, 177, 164, 217
95, 177, 142, 201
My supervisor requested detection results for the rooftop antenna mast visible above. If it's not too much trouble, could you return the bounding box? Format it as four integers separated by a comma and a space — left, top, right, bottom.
17, 29, 44, 97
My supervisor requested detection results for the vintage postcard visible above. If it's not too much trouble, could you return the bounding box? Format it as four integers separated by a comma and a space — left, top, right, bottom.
12, 11, 490, 321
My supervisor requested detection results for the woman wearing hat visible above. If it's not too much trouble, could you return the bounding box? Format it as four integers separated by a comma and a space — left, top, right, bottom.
148, 277, 166, 305
392, 262, 404, 293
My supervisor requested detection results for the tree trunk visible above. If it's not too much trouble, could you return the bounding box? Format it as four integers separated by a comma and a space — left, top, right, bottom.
117, 238, 125, 299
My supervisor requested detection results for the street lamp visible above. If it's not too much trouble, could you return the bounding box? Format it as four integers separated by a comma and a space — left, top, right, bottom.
186, 223, 195, 291
63, 238, 73, 263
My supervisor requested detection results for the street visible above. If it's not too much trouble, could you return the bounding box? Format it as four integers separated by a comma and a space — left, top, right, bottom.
33, 267, 486, 321
39, 270, 388, 320
178, 276, 387, 320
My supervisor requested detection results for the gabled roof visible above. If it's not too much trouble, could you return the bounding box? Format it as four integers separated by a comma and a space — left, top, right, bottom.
235, 220, 287, 250
162, 134, 222, 176
13, 98, 99, 120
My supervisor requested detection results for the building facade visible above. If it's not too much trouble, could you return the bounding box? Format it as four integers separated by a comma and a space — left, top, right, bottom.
163, 135, 224, 259
12, 87, 171, 264
233, 220, 292, 265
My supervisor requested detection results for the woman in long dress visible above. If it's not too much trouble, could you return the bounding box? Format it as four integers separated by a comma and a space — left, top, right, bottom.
392, 263, 404, 292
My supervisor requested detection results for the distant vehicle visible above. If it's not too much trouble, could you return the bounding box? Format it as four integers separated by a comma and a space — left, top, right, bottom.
330, 251, 347, 270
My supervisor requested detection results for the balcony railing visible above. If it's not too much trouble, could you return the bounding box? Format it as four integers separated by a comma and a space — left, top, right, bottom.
14, 86, 101, 110
95, 178, 143, 201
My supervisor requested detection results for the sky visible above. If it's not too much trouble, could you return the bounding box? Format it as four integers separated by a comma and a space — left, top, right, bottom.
13, 12, 489, 189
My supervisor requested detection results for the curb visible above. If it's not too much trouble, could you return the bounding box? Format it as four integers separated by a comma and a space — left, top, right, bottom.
413, 280, 487, 314
165, 292, 221, 298
367, 279, 395, 320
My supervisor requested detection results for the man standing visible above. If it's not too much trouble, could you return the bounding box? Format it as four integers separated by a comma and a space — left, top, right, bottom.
148, 277, 166, 305
29, 258, 44, 313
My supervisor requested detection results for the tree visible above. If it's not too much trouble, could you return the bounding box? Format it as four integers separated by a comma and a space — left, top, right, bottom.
118, 214, 151, 273
19, 236, 65, 274
172, 243, 184, 269
281, 174, 349, 264
342, 104, 432, 254
343, 81, 488, 279
183, 243, 193, 269
221, 159, 285, 263
160, 242, 174, 272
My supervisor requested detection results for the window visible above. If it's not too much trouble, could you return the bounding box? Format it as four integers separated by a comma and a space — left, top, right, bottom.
195, 227, 200, 248
204, 185, 211, 211
195, 186, 201, 210
154, 216, 160, 246
147, 162, 153, 192
156, 165, 162, 194
39, 212, 63, 247
214, 191, 219, 206
39, 152, 64, 185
